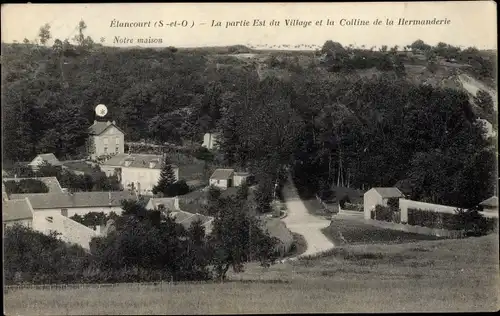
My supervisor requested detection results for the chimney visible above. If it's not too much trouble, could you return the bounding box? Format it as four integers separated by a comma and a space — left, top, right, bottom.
112, 120, 116, 125
108, 191, 112, 207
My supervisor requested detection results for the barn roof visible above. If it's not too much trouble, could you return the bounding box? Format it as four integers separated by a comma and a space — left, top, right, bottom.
210, 169, 234, 180
2, 198, 34, 222
371, 187, 404, 198
8, 191, 137, 209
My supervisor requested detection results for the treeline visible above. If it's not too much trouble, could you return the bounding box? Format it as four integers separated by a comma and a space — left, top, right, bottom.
4, 192, 279, 285
4, 179, 49, 194
12, 162, 121, 192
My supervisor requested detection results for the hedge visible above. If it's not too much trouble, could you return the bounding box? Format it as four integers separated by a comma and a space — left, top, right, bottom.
408, 208, 498, 236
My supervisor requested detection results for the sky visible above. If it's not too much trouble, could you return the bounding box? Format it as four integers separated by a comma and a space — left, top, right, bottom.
1, 2, 497, 50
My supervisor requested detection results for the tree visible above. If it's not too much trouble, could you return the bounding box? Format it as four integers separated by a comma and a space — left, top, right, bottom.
236, 181, 249, 201
209, 197, 278, 281
152, 156, 177, 196
474, 89, 494, 115
38, 23, 51, 46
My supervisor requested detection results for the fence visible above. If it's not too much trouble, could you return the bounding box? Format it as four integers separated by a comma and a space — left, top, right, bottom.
4, 278, 287, 292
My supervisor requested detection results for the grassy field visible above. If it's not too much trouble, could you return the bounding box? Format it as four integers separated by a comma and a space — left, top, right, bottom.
323, 216, 445, 246
5, 234, 498, 314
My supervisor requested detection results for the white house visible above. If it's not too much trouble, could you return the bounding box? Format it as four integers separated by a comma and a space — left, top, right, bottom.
209, 169, 235, 189
99, 153, 179, 196
363, 187, 404, 220
28, 153, 63, 170
88, 120, 125, 160
2, 197, 35, 229
202, 133, 220, 150
7, 191, 137, 218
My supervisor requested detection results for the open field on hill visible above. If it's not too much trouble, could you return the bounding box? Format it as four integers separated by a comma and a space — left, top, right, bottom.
5, 234, 498, 314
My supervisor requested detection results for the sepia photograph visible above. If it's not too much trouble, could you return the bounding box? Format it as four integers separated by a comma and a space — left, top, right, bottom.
1, 2, 498, 314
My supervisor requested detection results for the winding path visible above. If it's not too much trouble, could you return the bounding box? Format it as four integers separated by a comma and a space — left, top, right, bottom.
281, 175, 335, 258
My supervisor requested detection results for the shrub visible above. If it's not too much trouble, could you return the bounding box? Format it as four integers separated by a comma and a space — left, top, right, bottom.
343, 202, 363, 212
373, 205, 393, 222
407, 208, 498, 236
4, 179, 49, 194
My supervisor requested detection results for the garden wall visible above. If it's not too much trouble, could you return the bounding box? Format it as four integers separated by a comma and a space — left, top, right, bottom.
399, 198, 458, 223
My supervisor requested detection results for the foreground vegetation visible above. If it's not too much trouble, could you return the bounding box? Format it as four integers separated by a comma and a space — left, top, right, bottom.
5, 235, 498, 314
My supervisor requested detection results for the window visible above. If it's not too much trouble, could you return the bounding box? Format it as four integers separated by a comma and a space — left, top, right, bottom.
104, 147, 108, 154
103, 137, 109, 145
115, 146, 119, 153
217, 180, 220, 184
115, 137, 120, 145
61, 209, 68, 217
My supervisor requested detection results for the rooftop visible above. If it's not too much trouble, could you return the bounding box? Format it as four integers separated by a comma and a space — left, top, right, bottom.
148, 197, 177, 211
172, 211, 213, 230
2, 177, 63, 193
8, 191, 137, 209
29, 153, 62, 167
89, 120, 124, 136
3, 198, 34, 222
480, 196, 498, 208
100, 154, 178, 170
371, 187, 404, 198
210, 169, 235, 180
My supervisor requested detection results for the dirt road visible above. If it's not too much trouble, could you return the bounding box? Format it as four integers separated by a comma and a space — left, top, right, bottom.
282, 176, 334, 258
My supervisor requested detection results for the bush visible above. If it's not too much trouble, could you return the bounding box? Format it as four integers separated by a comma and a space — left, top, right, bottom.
343, 202, 363, 212
373, 205, 393, 222
408, 208, 498, 236
4, 179, 49, 194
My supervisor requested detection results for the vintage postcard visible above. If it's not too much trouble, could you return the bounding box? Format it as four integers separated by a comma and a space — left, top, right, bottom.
1, 1, 498, 314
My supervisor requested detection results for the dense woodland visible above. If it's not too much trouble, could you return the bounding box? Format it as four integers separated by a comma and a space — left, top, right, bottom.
2, 21, 497, 211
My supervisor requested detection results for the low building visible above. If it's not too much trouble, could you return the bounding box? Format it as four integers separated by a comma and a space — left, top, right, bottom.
2, 197, 34, 229
479, 196, 498, 219
88, 120, 125, 160
28, 153, 63, 171
7, 191, 137, 218
202, 132, 220, 150
2, 176, 63, 193
363, 187, 404, 220
209, 169, 235, 190
145, 197, 179, 211
171, 211, 214, 235
100, 153, 179, 196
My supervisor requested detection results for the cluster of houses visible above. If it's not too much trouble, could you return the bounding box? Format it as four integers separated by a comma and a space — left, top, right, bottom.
2, 120, 280, 253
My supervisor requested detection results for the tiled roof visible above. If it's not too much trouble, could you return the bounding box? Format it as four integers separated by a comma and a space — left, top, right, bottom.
3, 198, 34, 222
8, 191, 137, 209
210, 169, 234, 180
480, 196, 498, 208
89, 121, 124, 136
29, 153, 62, 167
171, 211, 213, 230
372, 187, 404, 198
148, 198, 177, 210
100, 154, 178, 170
3, 177, 63, 193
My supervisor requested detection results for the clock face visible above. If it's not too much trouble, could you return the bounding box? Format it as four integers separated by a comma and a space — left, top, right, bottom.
95, 104, 108, 117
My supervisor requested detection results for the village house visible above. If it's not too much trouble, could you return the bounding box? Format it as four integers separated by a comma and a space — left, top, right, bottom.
202, 132, 220, 150
209, 169, 250, 190
88, 120, 125, 160
99, 153, 179, 196
2, 197, 35, 230
363, 187, 405, 220
145, 198, 214, 235
7, 190, 137, 218
28, 153, 63, 171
